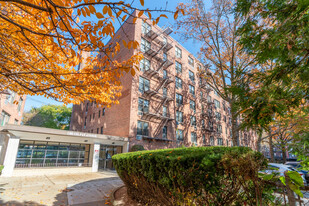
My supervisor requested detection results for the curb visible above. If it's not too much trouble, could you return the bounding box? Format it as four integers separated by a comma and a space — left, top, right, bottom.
110, 185, 126, 205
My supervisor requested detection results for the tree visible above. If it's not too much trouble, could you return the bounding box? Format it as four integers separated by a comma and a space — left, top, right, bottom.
0, 0, 181, 106
235, 0, 309, 102
23, 105, 72, 130
176, 0, 257, 146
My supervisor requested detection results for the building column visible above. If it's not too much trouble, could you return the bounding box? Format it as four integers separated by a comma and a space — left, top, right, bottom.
2, 135, 19, 177
92, 143, 100, 172
123, 142, 129, 153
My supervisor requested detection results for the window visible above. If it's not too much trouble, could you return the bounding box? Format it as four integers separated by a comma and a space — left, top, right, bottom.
188, 56, 194, 66
84, 117, 87, 128
0, 111, 10, 126
200, 91, 203, 100
102, 108, 105, 116
97, 128, 99, 134
223, 102, 226, 111
191, 132, 197, 144
189, 85, 195, 96
163, 69, 167, 79
162, 126, 167, 139
138, 98, 149, 114
203, 134, 206, 144
224, 115, 226, 122
175, 77, 182, 89
214, 99, 220, 109
199, 77, 203, 85
176, 111, 183, 124
6, 90, 15, 104
214, 90, 219, 96
140, 58, 150, 71
93, 113, 95, 119
189, 70, 195, 83
162, 106, 167, 117
216, 112, 221, 121
217, 124, 222, 133
139, 77, 150, 93
191, 116, 196, 126
14, 119, 18, 125
101, 126, 103, 134
163, 52, 167, 61
176, 61, 182, 73
226, 140, 229, 147
176, 129, 183, 141
142, 21, 151, 34
141, 38, 151, 52
176, 93, 183, 106
210, 136, 214, 145
98, 110, 101, 118
17, 98, 23, 112
190, 100, 196, 112
163, 87, 167, 97
91, 129, 93, 133
209, 121, 213, 130
217, 138, 223, 146
137, 121, 149, 136
175, 46, 182, 58
207, 95, 212, 103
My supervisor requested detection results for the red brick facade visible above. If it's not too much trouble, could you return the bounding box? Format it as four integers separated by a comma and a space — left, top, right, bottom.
70, 11, 257, 151
0, 91, 26, 126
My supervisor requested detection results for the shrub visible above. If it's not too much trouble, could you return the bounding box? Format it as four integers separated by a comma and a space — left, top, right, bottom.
130, 144, 145, 152
0, 165, 3, 174
112, 146, 270, 205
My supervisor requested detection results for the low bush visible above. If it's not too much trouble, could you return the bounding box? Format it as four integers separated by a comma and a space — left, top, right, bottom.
112, 146, 271, 205
130, 144, 145, 152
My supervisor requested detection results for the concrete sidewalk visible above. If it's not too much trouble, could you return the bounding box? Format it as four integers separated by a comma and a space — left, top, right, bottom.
0, 171, 123, 206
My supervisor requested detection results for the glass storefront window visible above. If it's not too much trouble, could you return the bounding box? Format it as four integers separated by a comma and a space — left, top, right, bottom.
15, 140, 90, 168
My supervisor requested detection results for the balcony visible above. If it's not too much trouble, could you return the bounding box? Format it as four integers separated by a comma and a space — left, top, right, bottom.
143, 89, 173, 101
142, 136, 173, 142
202, 126, 214, 132
144, 30, 159, 40
140, 111, 174, 121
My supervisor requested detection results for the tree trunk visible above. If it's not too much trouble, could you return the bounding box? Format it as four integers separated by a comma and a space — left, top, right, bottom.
269, 134, 275, 162
282, 146, 287, 163
231, 111, 238, 146
256, 132, 262, 152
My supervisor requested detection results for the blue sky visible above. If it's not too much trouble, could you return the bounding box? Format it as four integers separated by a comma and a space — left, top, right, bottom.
24, 0, 200, 112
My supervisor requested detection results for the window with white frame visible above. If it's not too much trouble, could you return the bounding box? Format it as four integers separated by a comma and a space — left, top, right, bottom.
189, 70, 195, 83
217, 124, 222, 133
207, 95, 212, 103
203, 134, 206, 144
142, 21, 151, 34
139, 77, 150, 93
191, 116, 196, 126
190, 100, 196, 112
162, 106, 167, 117
140, 58, 150, 71
0, 111, 10, 126
163, 87, 167, 97
175, 46, 182, 58
210, 136, 214, 145
191, 132, 197, 144
216, 112, 221, 121
137, 121, 149, 136
138, 98, 149, 114
6, 90, 15, 104
189, 85, 195, 96
209, 121, 213, 130
176, 111, 183, 124
200, 91, 203, 100
188, 56, 194, 67
175, 77, 182, 89
162, 126, 167, 139
141, 38, 151, 53
176, 61, 182, 73
217, 138, 223, 145
176, 93, 183, 106
163, 69, 167, 79
214, 99, 220, 109
176, 129, 183, 141
17, 98, 23, 112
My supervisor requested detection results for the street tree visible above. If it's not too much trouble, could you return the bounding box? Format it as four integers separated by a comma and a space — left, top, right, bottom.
176, 0, 257, 146
23, 104, 72, 130
0, 0, 181, 106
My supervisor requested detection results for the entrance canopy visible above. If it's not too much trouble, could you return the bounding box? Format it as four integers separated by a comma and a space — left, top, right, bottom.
0, 125, 129, 146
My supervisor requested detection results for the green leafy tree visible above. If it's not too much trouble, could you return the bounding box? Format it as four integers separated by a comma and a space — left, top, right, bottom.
23, 105, 72, 130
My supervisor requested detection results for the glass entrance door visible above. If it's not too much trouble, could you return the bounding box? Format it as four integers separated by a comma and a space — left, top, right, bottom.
99, 145, 122, 170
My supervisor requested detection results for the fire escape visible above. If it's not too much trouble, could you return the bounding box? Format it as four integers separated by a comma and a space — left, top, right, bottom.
140, 27, 174, 141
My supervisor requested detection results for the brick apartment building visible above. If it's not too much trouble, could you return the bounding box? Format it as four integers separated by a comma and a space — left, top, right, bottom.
0, 90, 26, 126
70, 11, 257, 150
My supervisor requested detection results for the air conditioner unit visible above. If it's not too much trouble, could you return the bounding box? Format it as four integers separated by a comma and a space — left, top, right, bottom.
136, 135, 142, 140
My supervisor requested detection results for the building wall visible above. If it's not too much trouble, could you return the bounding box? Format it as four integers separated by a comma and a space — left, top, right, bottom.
71, 11, 257, 151
0, 91, 26, 125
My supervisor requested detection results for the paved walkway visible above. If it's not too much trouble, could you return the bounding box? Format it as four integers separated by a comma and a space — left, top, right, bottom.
0, 171, 123, 206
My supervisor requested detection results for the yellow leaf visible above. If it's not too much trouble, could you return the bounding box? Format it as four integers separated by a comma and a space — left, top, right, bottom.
160, 14, 168, 19
103, 6, 108, 14
122, 15, 127, 22
96, 12, 104, 19
88, 5, 96, 14
147, 12, 152, 20
133, 17, 137, 24
140, 0, 144, 6
138, 10, 144, 17
156, 17, 160, 24
107, 7, 112, 17
174, 10, 179, 19
180, 9, 185, 15
116, 10, 122, 17
122, 40, 127, 48
131, 68, 135, 76
81, 8, 86, 17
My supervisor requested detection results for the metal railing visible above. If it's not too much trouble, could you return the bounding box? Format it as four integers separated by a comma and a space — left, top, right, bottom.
15, 162, 92, 168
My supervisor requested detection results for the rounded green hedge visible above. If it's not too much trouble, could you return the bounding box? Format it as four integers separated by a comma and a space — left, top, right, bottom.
112, 146, 269, 205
